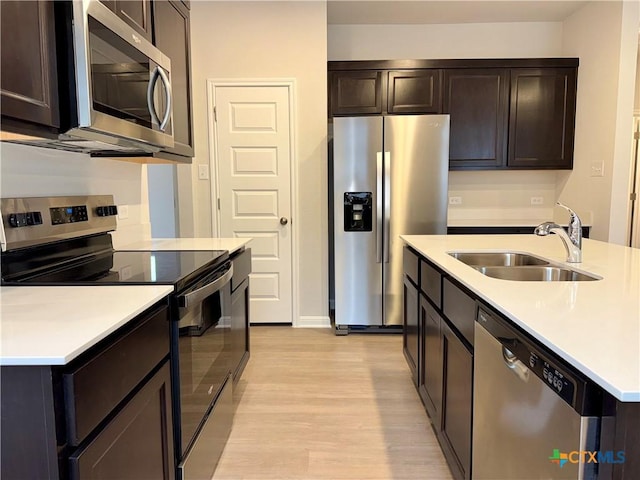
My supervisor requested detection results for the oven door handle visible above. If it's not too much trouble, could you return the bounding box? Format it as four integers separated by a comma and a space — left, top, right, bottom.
177, 265, 233, 308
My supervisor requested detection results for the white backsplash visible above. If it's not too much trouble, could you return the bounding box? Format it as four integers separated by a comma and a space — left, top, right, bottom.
0, 143, 151, 246
447, 170, 558, 225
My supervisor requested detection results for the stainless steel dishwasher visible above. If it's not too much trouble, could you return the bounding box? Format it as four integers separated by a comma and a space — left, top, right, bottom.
473, 307, 602, 480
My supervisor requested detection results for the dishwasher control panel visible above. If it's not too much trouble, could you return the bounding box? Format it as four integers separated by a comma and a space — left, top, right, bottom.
478, 307, 580, 409
527, 352, 575, 405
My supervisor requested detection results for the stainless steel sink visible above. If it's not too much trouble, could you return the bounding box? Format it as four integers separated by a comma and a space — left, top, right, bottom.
448, 251, 550, 267
447, 250, 602, 281
474, 266, 601, 282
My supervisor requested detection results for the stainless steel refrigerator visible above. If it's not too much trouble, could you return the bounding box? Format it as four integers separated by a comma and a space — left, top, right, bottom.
332, 115, 450, 333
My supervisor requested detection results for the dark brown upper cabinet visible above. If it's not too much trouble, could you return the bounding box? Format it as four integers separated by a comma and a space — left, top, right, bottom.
508, 68, 577, 169
0, 1, 59, 134
330, 70, 384, 116
443, 69, 508, 169
152, 0, 194, 159
328, 59, 578, 171
388, 70, 442, 114
102, 0, 153, 42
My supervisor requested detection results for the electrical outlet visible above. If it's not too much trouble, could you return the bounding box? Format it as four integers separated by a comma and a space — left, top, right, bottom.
449, 196, 462, 205
119, 265, 132, 280
590, 161, 604, 177
198, 164, 210, 180
117, 205, 129, 220
530, 196, 544, 205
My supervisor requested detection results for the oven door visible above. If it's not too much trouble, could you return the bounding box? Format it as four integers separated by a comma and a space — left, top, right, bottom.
70, 0, 174, 150
174, 262, 233, 456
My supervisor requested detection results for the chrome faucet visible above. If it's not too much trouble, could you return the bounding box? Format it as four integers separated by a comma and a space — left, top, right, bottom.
534, 202, 583, 263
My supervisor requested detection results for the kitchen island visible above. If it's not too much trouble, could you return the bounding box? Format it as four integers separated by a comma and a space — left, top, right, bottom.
401, 234, 639, 480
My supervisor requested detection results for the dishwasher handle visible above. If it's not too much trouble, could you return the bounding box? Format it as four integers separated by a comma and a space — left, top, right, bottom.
502, 346, 530, 382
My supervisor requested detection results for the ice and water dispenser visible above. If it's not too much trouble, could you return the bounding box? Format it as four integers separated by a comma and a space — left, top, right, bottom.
343, 192, 372, 231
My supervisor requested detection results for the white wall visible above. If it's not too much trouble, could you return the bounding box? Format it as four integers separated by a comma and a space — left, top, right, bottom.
0, 143, 151, 247
329, 21, 564, 224
560, 0, 639, 243
189, 1, 328, 322
328, 22, 563, 60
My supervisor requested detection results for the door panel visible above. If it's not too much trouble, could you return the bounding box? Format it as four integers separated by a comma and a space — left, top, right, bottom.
383, 115, 449, 326
333, 116, 383, 326
216, 86, 292, 324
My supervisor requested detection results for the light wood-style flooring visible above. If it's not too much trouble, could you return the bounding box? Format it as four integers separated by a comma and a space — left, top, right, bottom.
212, 326, 453, 480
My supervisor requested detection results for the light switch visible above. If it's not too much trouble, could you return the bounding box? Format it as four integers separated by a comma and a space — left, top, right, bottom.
590, 161, 604, 177
198, 164, 210, 180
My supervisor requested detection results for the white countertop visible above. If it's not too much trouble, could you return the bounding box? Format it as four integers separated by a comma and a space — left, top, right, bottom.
118, 238, 250, 255
0, 285, 173, 366
401, 234, 640, 402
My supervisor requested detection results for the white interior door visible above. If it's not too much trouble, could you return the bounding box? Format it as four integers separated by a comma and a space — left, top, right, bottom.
214, 85, 293, 324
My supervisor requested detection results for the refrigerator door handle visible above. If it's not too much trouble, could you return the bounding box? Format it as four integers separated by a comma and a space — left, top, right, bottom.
383, 151, 391, 263
376, 151, 383, 263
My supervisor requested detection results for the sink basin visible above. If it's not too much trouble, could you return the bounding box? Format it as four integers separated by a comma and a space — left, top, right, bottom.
474, 266, 601, 282
448, 251, 550, 267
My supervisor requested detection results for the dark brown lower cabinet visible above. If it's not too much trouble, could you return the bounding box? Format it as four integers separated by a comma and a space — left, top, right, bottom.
69, 362, 174, 480
440, 321, 473, 480
230, 248, 251, 383
0, 302, 173, 480
403, 275, 420, 386
419, 295, 443, 426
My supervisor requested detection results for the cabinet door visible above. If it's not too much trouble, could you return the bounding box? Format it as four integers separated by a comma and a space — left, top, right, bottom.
403, 276, 419, 386
68, 362, 174, 480
508, 68, 576, 169
153, 0, 193, 157
103, 0, 152, 42
419, 295, 443, 426
230, 278, 250, 381
330, 70, 383, 116
0, 0, 59, 129
388, 70, 442, 114
443, 69, 508, 169
440, 322, 473, 480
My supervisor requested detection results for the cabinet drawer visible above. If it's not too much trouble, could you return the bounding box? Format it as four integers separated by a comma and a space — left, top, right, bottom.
420, 260, 441, 308
63, 304, 170, 446
68, 361, 174, 480
231, 248, 251, 292
443, 279, 475, 346
403, 247, 419, 284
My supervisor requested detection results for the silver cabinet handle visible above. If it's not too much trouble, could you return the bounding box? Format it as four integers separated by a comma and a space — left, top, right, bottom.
280, 217, 288, 225
157, 67, 172, 132
177, 264, 233, 308
147, 66, 161, 127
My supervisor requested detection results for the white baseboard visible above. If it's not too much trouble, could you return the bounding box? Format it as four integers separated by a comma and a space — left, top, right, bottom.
296, 316, 331, 328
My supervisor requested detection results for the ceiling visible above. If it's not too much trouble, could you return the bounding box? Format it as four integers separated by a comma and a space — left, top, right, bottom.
327, 1, 589, 25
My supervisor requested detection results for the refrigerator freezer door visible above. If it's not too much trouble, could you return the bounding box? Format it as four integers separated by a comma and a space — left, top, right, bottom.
383, 115, 449, 326
333, 116, 383, 327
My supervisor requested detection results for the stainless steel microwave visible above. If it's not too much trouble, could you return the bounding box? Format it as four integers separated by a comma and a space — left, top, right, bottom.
7, 0, 174, 154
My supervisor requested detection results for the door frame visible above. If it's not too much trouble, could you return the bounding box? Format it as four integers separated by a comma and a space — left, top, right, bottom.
207, 79, 300, 326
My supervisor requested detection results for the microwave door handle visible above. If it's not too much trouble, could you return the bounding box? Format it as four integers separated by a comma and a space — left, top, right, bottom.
147, 66, 161, 127
157, 67, 173, 132
177, 265, 233, 308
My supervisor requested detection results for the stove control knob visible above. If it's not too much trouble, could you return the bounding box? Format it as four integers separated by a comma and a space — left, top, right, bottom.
26, 211, 43, 226
97, 205, 118, 217
8, 213, 28, 228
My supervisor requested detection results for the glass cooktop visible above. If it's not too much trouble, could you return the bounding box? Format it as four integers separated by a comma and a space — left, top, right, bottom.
5, 250, 229, 291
